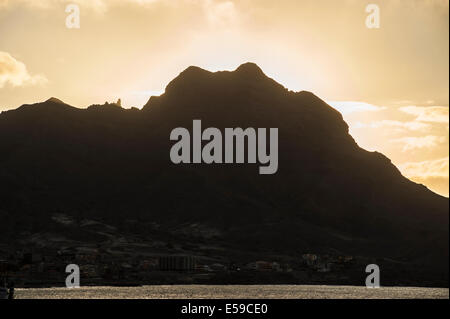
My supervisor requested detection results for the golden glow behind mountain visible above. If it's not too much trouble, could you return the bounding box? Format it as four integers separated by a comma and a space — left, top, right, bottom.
0, 0, 448, 196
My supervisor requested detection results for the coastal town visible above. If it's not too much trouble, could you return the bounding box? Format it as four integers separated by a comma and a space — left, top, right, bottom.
0, 213, 428, 288
0, 213, 367, 287
0, 246, 358, 287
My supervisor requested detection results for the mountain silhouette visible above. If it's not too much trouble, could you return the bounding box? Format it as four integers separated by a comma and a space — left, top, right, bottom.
0, 63, 447, 286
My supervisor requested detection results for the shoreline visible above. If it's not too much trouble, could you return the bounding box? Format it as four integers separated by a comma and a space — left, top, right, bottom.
15, 285, 450, 299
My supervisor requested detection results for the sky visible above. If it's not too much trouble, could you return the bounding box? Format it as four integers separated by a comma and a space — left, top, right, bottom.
0, 0, 448, 196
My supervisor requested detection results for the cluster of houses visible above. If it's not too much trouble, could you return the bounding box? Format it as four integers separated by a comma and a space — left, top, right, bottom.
301, 253, 354, 273
0, 244, 356, 286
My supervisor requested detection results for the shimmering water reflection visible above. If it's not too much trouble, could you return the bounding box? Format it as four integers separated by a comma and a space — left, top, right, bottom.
16, 285, 449, 299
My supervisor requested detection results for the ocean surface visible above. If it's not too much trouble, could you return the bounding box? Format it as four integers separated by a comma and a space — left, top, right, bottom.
16, 285, 449, 299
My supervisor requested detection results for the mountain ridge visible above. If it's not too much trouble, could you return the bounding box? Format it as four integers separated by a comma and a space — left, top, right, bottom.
0, 63, 447, 286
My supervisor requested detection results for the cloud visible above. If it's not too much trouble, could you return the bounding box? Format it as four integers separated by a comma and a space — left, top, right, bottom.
0, 0, 196, 11
0, 51, 47, 88
204, 0, 237, 26
327, 101, 385, 115
398, 157, 449, 179
0, 0, 162, 12
398, 157, 449, 197
400, 106, 449, 124
356, 120, 431, 132
391, 135, 446, 152
0, 0, 236, 21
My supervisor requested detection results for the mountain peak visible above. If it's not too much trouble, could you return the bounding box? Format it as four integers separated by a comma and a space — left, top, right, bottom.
175, 65, 212, 81
183, 65, 211, 74
235, 62, 265, 76
45, 97, 65, 104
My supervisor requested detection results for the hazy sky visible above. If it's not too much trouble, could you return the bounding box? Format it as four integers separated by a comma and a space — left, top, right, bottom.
0, 0, 448, 196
